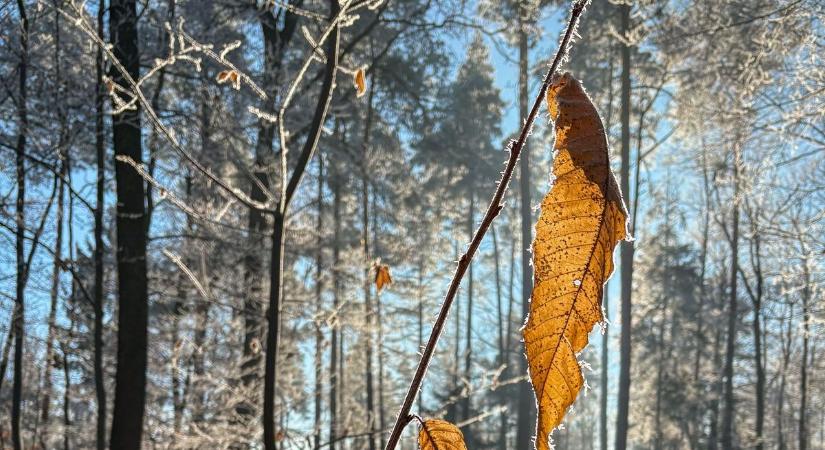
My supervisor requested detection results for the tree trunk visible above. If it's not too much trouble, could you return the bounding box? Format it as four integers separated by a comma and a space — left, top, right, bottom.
42, 5, 69, 437
516, 5, 536, 448
493, 225, 507, 450
109, 0, 149, 448
799, 259, 810, 450
241, 12, 277, 419
41, 144, 66, 432
262, 2, 339, 447
61, 339, 72, 450
314, 155, 325, 450
600, 289, 608, 450
615, 2, 633, 449
329, 164, 341, 450
462, 192, 474, 424
750, 233, 765, 450
12, 2, 29, 449
243, 3, 301, 427
362, 143, 376, 450
721, 144, 741, 450
0, 322, 13, 394
93, 1, 107, 448
777, 301, 792, 450
372, 191, 387, 450
708, 271, 726, 450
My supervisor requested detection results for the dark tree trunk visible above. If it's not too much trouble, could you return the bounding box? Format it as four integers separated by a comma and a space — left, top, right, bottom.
777, 302, 792, 450
721, 145, 741, 450
314, 155, 324, 450
615, 4, 633, 450
0, 322, 13, 394
493, 225, 507, 450
262, 2, 339, 447
462, 192, 474, 424
108, 0, 149, 448
243, 2, 301, 423
12, 2, 29, 449
600, 289, 608, 450
241, 12, 277, 416
516, 6, 536, 448
42, 5, 69, 435
42, 147, 66, 430
372, 192, 387, 450
93, 1, 107, 448
799, 261, 810, 450
708, 271, 726, 450
361, 104, 376, 450
329, 168, 342, 450
748, 231, 765, 450
62, 342, 71, 450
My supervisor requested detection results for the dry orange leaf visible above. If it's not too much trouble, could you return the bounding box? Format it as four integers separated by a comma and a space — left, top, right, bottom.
524, 73, 628, 450
375, 263, 392, 292
354, 67, 367, 97
418, 419, 467, 450
216, 69, 240, 90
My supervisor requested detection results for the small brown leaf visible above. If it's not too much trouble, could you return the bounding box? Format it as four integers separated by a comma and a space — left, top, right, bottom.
216, 70, 232, 83
354, 67, 367, 97
374, 263, 392, 292
418, 419, 467, 450
216, 69, 241, 90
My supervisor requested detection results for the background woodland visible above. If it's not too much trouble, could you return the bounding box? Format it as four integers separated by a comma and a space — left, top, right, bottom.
0, 0, 822, 449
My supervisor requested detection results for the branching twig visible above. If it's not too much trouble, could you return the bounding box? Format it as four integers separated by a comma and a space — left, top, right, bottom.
382, 2, 591, 449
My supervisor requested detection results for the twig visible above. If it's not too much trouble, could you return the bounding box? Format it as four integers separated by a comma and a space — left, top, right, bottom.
382, 2, 591, 449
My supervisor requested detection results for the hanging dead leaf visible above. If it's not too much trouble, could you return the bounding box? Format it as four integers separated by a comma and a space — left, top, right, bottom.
523, 72, 628, 450
354, 67, 367, 97
418, 419, 467, 450
375, 263, 392, 292
216, 70, 240, 90
216, 70, 232, 83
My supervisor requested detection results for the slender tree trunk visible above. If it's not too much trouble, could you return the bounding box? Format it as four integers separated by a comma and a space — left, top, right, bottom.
329, 165, 341, 450
750, 233, 765, 450
93, 1, 107, 448
41, 147, 66, 433
314, 155, 325, 450
189, 241, 209, 425
600, 288, 608, 450
516, 6, 536, 447
244, 4, 300, 427
799, 260, 810, 450
42, 5, 68, 438
372, 192, 387, 450
262, 2, 339, 447
721, 144, 741, 450
12, 2, 29, 449
241, 15, 276, 421
362, 145, 376, 450
615, 3, 633, 449
109, 0, 149, 448
708, 270, 726, 450
171, 173, 194, 440
493, 225, 507, 450
462, 193, 474, 424
62, 342, 71, 450
777, 301, 792, 450
0, 323, 13, 394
